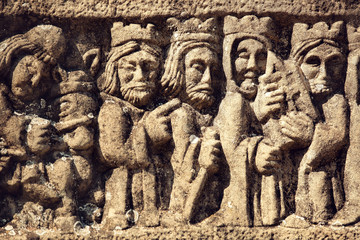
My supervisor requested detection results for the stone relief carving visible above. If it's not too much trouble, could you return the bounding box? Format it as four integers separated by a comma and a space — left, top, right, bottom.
159, 17, 221, 225
97, 22, 167, 230
0, 13, 360, 234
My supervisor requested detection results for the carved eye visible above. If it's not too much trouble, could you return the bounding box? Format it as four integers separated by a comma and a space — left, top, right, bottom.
328, 55, 342, 66
123, 62, 136, 71
191, 62, 205, 72
305, 56, 320, 66
237, 51, 249, 59
256, 52, 267, 61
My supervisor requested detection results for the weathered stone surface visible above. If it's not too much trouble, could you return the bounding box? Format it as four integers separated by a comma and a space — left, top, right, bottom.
2, 0, 360, 239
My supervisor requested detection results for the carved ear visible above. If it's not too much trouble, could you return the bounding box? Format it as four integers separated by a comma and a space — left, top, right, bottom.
83, 48, 101, 77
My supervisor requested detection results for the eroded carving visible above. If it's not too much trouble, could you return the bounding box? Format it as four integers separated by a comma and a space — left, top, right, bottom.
283, 21, 348, 228
1, 12, 360, 236
159, 17, 221, 225
97, 22, 168, 230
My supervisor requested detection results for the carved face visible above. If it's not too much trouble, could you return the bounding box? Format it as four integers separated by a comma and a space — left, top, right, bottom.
11, 55, 51, 102
300, 43, 345, 96
117, 50, 160, 108
182, 47, 218, 110
234, 39, 267, 97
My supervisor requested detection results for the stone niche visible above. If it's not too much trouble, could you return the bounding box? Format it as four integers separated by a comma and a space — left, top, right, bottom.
1, 0, 360, 239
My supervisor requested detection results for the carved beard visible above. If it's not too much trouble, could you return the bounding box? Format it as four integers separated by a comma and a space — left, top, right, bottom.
120, 82, 155, 108
239, 78, 258, 100
185, 90, 215, 111
308, 78, 332, 96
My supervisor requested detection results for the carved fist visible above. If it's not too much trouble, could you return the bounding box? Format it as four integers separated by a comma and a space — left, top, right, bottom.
64, 126, 94, 150
253, 71, 285, 123
144, 98, 181, 146
198, 127, 221, 174
255, 140, 282, 176
26, 117, 53, 156
280, 111, 314, 147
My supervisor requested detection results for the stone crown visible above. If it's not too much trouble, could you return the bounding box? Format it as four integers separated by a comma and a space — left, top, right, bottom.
291, 21, 344, 47
111, 22, 161, 47
167, 17, 219, 43
223, 15, 276, 40
347, 24, 360, 50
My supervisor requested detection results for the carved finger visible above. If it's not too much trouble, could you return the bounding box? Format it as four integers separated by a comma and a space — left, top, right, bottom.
264, 83, 279, 92
264, 72, 282, 85
158, 116, 169, 124
266, 95, 284, 105
155, 98, 181, 116
264, 53, 276, 76
293, 113, 313, 127
264, 104, 282, 116
280, 116, 294, 128
280, 127, 298, 139
266, 88, 284, 97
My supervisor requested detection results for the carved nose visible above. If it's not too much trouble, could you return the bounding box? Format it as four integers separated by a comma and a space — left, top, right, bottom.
247, 54, 257, 71
201, 67, 212, 84
318, 62, 329, 80
31, 72, 42, 88
133, 65, 146, 82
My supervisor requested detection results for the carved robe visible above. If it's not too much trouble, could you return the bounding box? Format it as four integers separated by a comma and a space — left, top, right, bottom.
98, 93, 157, 218
166, 103, 217, 221
295, 93, 347, 221
214, 86, 297, 226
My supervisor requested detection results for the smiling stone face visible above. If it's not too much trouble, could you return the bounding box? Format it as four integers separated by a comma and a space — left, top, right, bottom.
300, 43, 345, 96
182, 46, 218, 110
233, 38, 267, 99
117, 49, 160, 108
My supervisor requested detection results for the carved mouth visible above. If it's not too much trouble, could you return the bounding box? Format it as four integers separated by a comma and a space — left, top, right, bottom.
125, 82, 154, 91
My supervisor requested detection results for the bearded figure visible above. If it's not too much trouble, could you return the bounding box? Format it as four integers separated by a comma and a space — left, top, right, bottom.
159, 17, 222, 225
98, 22, 182, 229
283, 21, 348, 228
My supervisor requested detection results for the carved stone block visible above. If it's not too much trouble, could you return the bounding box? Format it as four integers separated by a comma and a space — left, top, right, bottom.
1, 1, 360, 239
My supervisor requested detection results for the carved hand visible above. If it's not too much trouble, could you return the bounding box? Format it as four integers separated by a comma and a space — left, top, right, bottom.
198, 127, 221, 174
144, 98, 181, 146
26, 117, 53, 156
255, 140, 282, 176
253, 68, 285, 123
280, 111, 314, 147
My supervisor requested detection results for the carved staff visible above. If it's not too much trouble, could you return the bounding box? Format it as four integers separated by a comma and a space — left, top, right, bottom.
183, 127, 220, 222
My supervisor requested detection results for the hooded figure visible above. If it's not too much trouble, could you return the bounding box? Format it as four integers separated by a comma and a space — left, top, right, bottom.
212, 15, 287, 226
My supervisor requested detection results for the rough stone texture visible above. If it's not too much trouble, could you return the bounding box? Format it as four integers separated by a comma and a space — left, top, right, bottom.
2, 0, 360, 239
2, 0, 360, 19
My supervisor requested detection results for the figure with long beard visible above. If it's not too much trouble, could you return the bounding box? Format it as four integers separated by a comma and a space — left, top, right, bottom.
159, 17, 222, 224
98, 22, 181, 229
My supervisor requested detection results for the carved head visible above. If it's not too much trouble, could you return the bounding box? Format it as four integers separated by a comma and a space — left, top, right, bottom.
160, 18, 220, 111
101, 23, 162, 108
223, 15, 276, 99
291, 21, 346, 97
0, 25, 66, 102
